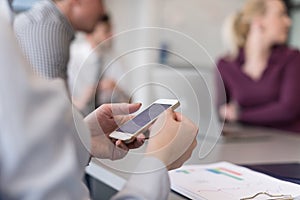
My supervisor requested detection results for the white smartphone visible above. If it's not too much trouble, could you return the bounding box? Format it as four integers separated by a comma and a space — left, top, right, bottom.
109, 99, 180, 143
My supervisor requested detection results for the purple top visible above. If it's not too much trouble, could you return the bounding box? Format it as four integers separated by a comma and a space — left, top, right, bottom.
217, 45, 300, 133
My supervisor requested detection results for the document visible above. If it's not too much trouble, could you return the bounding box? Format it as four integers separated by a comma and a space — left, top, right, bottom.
169, 162, 300, 200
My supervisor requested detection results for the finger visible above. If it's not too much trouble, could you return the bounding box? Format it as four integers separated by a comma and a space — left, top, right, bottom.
111, 103, 142, 116
174, 112, 183, 122
148, 109, 176, 137
165, 108, 175, 117
135, 137, 145, 146
191, 138, 198, 150
137, 133, 146, 140
127, 137, 145, 149
176, 113, 198, 133
114, 115, 135, 126
116, 140, 129, 151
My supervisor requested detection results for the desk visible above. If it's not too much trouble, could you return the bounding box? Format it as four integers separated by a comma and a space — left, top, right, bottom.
85, 125, 300, 199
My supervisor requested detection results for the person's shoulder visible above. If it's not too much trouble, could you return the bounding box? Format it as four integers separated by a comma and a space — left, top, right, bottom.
14, 1, 64, 33
14, 11, 33, 32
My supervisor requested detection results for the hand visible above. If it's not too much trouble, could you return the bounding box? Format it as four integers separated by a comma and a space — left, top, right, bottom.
219, 102, 239, 122
84, 103, 145, 160
146, 109, 198, 170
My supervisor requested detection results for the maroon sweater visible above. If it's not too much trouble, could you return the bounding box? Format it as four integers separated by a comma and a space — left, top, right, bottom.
217, 45, 300, 133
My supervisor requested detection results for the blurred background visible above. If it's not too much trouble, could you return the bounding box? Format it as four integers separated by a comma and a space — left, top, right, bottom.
11, 0, 300, 125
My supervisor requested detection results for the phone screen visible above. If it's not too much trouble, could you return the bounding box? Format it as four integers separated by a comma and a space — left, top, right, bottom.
116, 103, 172, 134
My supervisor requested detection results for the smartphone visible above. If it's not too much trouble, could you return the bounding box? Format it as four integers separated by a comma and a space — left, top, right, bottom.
109, 99, 180, 143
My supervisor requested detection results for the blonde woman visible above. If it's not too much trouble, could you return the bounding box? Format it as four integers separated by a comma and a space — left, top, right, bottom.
217, 0, 300, 133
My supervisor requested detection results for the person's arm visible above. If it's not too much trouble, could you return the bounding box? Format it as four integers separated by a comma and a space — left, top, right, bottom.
0, 17, 91, 200
239, 55, 300, 125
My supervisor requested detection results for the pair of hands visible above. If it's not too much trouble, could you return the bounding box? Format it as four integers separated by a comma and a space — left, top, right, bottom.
84, 103, 198, 170
219, 102, 239, 122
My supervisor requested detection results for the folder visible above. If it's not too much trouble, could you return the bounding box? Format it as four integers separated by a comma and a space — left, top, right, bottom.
243, 163, 300, 185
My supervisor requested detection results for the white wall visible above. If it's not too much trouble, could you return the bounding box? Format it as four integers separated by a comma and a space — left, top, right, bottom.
104, 0, 244, 67
104, 0, 245, 105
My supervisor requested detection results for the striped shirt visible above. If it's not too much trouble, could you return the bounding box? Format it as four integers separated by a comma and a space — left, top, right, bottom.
14, 0, 74, 80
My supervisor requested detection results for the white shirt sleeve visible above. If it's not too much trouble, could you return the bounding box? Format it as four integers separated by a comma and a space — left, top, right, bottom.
111, 157, 170, 200
0, 13, 171, 200
0, 15, 91, 200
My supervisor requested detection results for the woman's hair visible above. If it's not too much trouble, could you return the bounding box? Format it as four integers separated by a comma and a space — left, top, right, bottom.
222, 0, 267, 58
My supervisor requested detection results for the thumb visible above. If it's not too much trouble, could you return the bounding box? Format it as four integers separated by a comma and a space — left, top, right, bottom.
111, 103, 142, 116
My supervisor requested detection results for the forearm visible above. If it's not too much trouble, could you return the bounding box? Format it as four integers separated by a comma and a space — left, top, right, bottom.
239, 101, 300, 125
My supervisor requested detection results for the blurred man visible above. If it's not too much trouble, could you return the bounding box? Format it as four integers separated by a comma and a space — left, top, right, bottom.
14, 0, 105, 85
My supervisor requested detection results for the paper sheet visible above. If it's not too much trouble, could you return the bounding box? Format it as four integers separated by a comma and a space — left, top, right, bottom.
169, 162, 300, 200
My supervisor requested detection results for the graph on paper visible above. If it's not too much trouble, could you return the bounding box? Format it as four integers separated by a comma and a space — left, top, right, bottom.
169, 162, 300, 200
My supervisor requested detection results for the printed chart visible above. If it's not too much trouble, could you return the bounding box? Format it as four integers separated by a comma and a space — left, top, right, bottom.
169, 162, 300, 200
